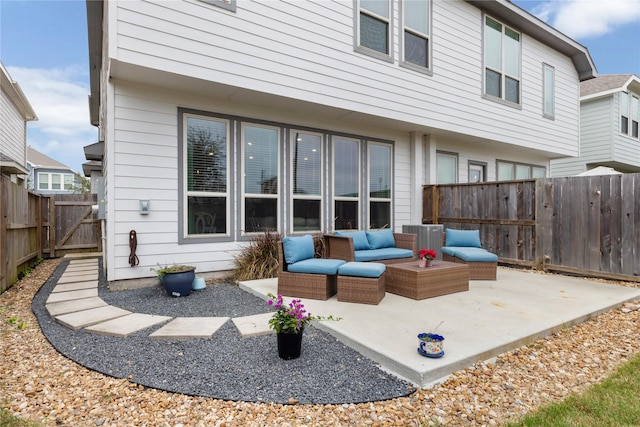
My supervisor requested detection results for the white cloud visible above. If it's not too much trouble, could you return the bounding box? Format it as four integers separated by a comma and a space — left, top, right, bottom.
529, 0, 640, 39
7, 65, 97, 173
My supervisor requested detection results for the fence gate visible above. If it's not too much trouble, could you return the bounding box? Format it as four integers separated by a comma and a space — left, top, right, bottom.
43, 194, 101, 258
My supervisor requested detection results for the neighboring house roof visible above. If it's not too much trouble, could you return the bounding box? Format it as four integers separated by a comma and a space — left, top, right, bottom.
581, 74, 640, 99
27, 146, 75, 172
0, 62, 38, 121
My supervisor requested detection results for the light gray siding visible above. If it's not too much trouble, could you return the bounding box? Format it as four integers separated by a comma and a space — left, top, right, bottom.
0, 88, 27, 166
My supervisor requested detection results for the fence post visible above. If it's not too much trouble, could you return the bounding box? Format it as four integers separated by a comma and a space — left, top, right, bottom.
48, 196, 56, 258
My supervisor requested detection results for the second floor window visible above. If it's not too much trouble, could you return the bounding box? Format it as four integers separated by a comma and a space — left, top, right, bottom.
38, 172, 75, 191
543, 64, 555, 118
484, 16, 521, 105
402, 0, 431, 69
621, 92, 640, 138
358, 0, 391, 57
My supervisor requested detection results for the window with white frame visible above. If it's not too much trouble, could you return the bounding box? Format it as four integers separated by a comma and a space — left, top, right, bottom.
243, 123, 279, 234
291, 130, 322, 232
369, 142, 392, 229
497, 160, 545, 180
357, 0, 391, 59
632, 95, 639, 138
621, 92, 640, 139
621, 92, 629, 135
38, 172, 75, 191
402, 0, 431, 70
436, 152, 458, 184
184, 114, 229, 236
543, 64, 555, 118
484, 16, 521, 104
333, 137, 360, 230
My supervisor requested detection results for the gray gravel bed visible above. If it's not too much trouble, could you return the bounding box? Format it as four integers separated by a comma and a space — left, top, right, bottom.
32, 259, 416, 404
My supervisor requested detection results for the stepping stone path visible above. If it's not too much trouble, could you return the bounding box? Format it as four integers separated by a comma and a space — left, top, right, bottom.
46, 256, 273, 339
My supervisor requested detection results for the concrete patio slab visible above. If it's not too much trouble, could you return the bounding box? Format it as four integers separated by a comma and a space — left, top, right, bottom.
46, 297, 108, 316
54, 306, 132, 331
149, 317, 229, 339
232, 312, 274, 337
240, 268, 640, 388
85, 313, 173, 337
51, 280, 99, 293
58, 273, 99, 284
46, 288, 98, 304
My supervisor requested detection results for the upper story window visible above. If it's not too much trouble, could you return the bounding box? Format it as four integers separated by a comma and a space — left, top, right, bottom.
38, 172, 75, 191
543, 64, 555, 119
621, 92, 640, 139
484, 16, 521, 105
198, 0, 236, 12
357, 0, 392, 61
497, 160, 545, 180
402, 0, 431, 71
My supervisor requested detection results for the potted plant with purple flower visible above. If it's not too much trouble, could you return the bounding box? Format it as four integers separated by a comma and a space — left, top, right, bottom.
266, 293, 340, 360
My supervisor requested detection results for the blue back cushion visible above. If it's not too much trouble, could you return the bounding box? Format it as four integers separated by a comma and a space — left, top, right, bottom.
282, 234, 315, 264
334, 230, 371, 250
366, 229, 396, 249
445, 229, 482, 248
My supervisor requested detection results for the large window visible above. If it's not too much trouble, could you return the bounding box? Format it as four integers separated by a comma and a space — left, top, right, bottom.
436, 152, 458, 184
184, 114, 229, 236
243, 124, 279, 233
402, 0, 431, 70
620, 92, 640, 139
179, 110, 394, 239
358, 0, 391, 59
484, 16, 520, 104
37, 172, 75, 191
497, 161, 545, 180
333, 137, 360, 230
292, 131, 322, 232
543, 64, 555, 118
369, 143, 392, 229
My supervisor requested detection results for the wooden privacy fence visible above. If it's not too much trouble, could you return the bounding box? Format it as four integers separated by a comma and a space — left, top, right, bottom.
423, 173, 640, 282
1, 175, 101, 292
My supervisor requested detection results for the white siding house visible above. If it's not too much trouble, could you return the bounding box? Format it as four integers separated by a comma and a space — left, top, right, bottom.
0, 61, 37, 180
86, 0, 596, 285
551, 74, 640, 176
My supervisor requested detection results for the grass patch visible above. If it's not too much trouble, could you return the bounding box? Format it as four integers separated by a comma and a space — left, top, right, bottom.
508, 352, 640, 426
0, 407, 41, 427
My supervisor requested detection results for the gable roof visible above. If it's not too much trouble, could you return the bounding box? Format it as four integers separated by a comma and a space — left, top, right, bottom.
581, 74, 640, 99
27, 146, 75, 172
0, 61, 38, 121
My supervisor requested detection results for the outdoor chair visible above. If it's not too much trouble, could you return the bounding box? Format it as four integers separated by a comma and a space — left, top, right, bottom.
324, 229, 416, 265
277, 234, 346, 300
441, 228, 498, 280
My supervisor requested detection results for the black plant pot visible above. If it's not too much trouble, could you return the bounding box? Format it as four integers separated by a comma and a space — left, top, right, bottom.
277, 329, 304, 360
161, 269, 195, 297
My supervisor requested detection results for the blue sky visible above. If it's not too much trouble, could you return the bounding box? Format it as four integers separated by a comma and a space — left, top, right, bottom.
1, 0, 639, 175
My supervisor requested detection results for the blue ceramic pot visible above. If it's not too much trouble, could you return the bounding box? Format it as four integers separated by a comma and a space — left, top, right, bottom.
161, 269, 195, 297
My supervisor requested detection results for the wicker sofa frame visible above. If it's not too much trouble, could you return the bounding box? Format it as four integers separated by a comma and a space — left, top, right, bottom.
324, 232, 417, 265
276, 240, 338, 300
442, 233, 497, 280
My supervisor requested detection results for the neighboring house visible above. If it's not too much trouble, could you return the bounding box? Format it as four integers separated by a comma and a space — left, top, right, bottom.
27, 146, 79, 195
86, 0, 596, 285
82, 140, 104, 194
551, 74, 640, 176
0, 61, 37, 184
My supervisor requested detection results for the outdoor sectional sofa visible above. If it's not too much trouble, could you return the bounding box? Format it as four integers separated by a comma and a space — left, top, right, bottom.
324, 229, 416, 265
441, 228, 498, 280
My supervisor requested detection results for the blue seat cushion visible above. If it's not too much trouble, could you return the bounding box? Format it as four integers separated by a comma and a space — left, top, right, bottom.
287, 258, 346, 274
338, 261, 385, 278
366, 229, 396, 249
445, 229, 482, 248
442, 246, 498, 262
334, 230, 371, 250
282, 234, 315, 264
354, 248, 413, 262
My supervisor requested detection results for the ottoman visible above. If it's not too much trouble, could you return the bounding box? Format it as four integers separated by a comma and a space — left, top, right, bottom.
337, 262, 386, 305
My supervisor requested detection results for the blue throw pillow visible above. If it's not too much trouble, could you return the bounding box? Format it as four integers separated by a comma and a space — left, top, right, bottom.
366, 229, 396, 249
445, 229, 482, 248
282, 234, 315, 265
334, 230, 371, 250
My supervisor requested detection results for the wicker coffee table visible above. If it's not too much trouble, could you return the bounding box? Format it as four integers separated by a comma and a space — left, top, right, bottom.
385, 260, 469, 300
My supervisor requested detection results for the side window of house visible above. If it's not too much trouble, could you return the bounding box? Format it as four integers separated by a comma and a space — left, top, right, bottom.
402, 0, 431, 70
291, 130, 322, 232
198, 0, 236, 12
497, 161, 545, 180
436, 152, 458, 184
38, 173, 48, 190
333, 137, 360, 230
184, 114, 228, 237
543, 64, 555, 118
243, 124, 279, 234
64, 174, 75, 190
622, 93, 640, 139
620, 92, 629, 135
357, 0, 392, 60
369, 142, 392, 229
632, 96, 640, 139
484, 15, 521, 105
